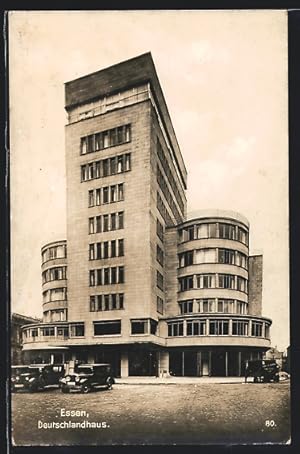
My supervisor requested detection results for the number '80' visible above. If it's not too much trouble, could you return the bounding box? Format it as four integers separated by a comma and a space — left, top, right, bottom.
265, 420, 276, 427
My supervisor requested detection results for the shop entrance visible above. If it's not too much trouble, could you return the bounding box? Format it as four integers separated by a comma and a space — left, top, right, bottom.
169, 350, 183, 376
184, 351, 198, 376
169, 350, 198, 376
200, 351, 209, 376
211, 351, 226, 376
228, 350, 240, 376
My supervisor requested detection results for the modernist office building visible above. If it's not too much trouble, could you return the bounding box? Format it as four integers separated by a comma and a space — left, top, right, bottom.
21, 53, 272, 377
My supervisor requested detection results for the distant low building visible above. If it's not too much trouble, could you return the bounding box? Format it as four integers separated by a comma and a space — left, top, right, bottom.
265, 346, 284, 369
11, 313, 42, 364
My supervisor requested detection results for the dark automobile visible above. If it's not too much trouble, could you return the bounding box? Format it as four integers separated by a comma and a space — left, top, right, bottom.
245, 359, 280, 383
11, 364, 65, 392
59, 363, 114, 393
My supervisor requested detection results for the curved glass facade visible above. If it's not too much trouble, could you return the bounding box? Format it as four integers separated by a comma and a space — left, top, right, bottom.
41, 240, 68, 323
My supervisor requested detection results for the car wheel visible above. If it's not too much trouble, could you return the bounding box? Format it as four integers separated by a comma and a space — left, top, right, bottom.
106, 378, 114, 390
61, 386, 70, 393
81, 384, 91, 394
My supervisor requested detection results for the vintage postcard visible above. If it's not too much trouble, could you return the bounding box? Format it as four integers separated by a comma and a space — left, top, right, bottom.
9, 10, 290, 446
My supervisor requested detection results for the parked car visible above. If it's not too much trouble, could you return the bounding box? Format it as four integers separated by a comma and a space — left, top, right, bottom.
59, 363, 114, 393
11, 364, 65, 392
245, 359, 280, 383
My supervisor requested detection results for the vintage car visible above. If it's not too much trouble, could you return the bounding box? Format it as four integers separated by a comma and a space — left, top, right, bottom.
59, 363, 115, 393
245, 359, 280, 383
11, 364, 65, 392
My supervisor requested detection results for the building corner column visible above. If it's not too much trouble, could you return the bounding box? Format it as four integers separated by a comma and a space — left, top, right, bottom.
158, 350, 169, 377
121, 351, 129, 377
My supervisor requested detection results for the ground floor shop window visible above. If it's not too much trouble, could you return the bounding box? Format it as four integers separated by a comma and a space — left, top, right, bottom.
128, 350, 158, 376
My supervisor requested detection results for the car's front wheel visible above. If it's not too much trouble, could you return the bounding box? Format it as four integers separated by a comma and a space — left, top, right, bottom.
81, 384, 91, 393
106, 377, 114, 390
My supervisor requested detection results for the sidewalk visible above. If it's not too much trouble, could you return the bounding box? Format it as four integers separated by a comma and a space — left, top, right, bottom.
115, 376, 246, 385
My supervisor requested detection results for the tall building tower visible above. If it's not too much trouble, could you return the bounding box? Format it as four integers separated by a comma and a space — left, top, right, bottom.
21, 53, 272, 377
64, 52, 187, 376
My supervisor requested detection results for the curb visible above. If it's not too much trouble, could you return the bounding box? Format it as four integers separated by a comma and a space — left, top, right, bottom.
114, 381, 246, 385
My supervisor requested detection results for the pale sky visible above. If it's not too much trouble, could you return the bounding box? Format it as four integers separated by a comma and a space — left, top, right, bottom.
9, 10, 289, 351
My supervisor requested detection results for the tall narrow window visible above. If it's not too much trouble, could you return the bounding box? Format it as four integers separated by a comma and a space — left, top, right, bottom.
88, 190, 94, 207
95, 133, 101, 151
157, 271, 164, 291
117, 126, 124, 144
157, 296, 164, 314
97, 269, 102, 285
187, 226, 194, 241
117, 156, 123, 173
118, 267, 124, 284
96, 188, 101, 205
103, 241, 109, 259
103, 187, 109, 203
111, 267, 117, 284
96, 242, 102, 259
125, 125, 131, 142
118, 183, 124, 201
119, 293, 124, 309
87, 135, 94, 153
103, 215, 109, 232
118, 239, 124, 256
104, 295, 110, 310
103, 131, 109, 148
111, 185, 117, 202
89, 270, 95, 287
125, 154, 131, 171
118, 212, 124, 229
96, 216, 101, 233
110, 157, 117, 175
81, 165, 87, 181
104, 268, 110, 285
111, 293, 117, 309
103, 159, 109, 177
88, 163, 94, 180
89, 244, 95, 260
81, 137, 87, 154
111, 240, 116, 258
90, 296, 96, 311
97, 295, 103, 311
95, 161, 101, 178
111, 213, 116, 231
89, 218, 95, 234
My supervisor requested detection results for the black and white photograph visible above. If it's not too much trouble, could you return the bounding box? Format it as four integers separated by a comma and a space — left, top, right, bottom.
9, 10, 290, 446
